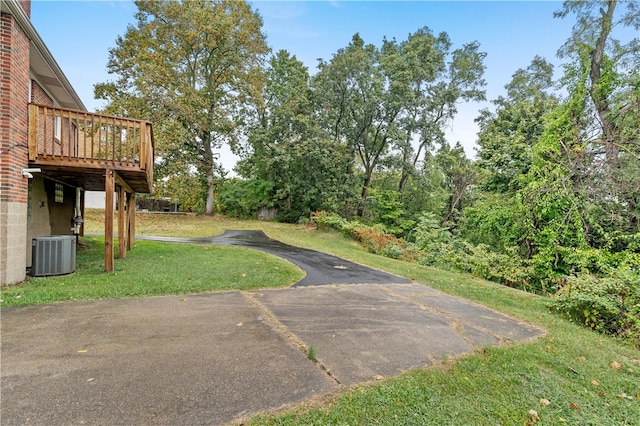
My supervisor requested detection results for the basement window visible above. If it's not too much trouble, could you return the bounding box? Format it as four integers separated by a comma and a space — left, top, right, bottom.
55, 183, 64, 203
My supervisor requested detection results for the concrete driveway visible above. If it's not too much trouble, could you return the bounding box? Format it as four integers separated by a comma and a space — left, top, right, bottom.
1, 233, 545, 425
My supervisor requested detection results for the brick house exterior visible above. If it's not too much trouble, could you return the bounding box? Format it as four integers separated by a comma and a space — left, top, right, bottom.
1, 0, 153, 285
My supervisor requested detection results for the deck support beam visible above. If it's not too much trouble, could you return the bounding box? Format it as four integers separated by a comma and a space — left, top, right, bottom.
118, 185, 127, 259
127, 193, 136, 249
104, 169, 115, 272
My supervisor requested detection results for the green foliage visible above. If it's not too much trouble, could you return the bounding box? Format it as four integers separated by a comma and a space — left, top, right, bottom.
312, 211, 410, 259
550, 269, 640, 345
240, 51, 358, 222
154, 172, 207, 213
412, 212, 452, 249
365, 189, 414, 236
313, 29, 485, 213
311, 211, 348, 232
95, 0, 269, 214
307, 345, 316, 361
216, 178, 274, 219
460, 194, 530, 253
412, 214, 532, 289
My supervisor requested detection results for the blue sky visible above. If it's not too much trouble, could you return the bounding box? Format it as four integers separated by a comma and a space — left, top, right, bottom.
30, 0, 573, 168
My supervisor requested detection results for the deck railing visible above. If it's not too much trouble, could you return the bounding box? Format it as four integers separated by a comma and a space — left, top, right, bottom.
28, 104, 153, 182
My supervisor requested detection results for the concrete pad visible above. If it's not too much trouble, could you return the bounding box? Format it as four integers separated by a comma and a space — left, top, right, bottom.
1, 283, 544, 425
1, 293, 334, 425
385, 284, 544, 342
252, 285, 477, 385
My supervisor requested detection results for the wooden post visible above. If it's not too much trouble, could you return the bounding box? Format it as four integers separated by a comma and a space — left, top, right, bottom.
127, 192, 136, 250
105, 169, 115, 272
80, 189, 85, 237
118, 186, 127, 259
28, 104, 38, 160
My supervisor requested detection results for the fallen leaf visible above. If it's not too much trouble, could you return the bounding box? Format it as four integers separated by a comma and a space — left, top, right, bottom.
559, 418, 567, 423
528, 409, 539, 422
241, 273, 247, 277
617, 393, 633, 400
637, 393, 640, 400
577, 356, 586, 362
610, 360, 621, 370
180, 298, 187, 302
570, 402, 581, 411
539, 398, 550, 406
591, 378, 600, 387
598, 391, 605, 397
374, 375, 384, 381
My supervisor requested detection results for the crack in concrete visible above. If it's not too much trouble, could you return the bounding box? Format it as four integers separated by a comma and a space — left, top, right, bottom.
241, 291, 342, 386
379, 285, 510, 347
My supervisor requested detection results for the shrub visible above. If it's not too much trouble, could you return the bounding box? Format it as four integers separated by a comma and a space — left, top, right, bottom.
311, 211, 347, 232
550, 269, 640, 347
381, 244, 405, 260
455, 243, 532, 290
351, 225, 395, 253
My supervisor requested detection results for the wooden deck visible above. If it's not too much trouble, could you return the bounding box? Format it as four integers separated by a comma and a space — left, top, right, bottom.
28, 104, 155, 272
28, 104, 154, 193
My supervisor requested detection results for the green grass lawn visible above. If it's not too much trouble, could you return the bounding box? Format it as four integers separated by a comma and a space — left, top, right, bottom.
0, 236, 303, 305
3, 211, 639, 424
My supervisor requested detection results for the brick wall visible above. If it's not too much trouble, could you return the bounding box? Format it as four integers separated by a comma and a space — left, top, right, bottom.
19, 1, 31, 18
0, 11, 30, 204
31, 80, 58, 155
31, 79, 52, 105
0, 8, 31, 284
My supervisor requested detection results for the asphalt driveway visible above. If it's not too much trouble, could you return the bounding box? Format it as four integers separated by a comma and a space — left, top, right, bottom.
138, 230, 413, 286
1, 232, 545, 425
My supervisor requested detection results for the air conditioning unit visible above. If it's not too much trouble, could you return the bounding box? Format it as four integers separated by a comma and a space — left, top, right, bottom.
31, 236, 76, 277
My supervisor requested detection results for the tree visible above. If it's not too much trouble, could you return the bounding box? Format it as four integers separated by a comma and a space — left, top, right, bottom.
554, 0, 640, 240
555, 0, 640, 167
433, 142, 476, 227
239, 50, 355, 221
313, 30, 485, 215
393, 29, 486, 192
313, 34, 397, 215
476, 56, 559, 193
95, 0, 269, 214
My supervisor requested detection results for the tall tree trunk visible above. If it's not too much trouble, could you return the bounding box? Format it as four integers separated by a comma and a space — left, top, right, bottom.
357, 174, 371, 217
205, 171, 215, 215
203, 133, 215, 215
398, 135, 413, 192
589, 0, 619, 167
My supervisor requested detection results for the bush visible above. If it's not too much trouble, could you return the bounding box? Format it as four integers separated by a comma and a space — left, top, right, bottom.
352, 224, 398, 253
311, 211, 347, 232
217, 179, 274, 219
381, 244, 405, 259
456, 243, 532, 290
550, 269, 640, 346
